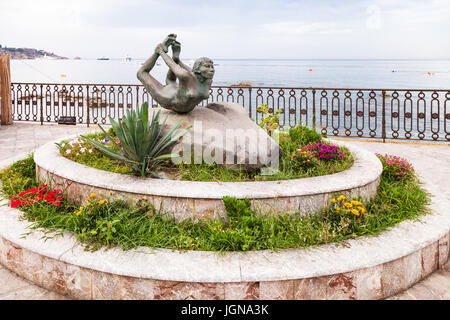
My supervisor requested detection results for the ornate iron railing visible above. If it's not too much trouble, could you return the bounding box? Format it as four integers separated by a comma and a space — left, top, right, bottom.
10, 82, 450, 142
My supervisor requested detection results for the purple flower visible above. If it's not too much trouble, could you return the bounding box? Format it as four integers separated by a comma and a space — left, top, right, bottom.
299, 142, 346, 162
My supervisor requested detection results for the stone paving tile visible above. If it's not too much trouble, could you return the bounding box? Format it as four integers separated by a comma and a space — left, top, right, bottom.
0, 285, 68, 300
388, 262, 450, 300
0, 123, 96, 162
0, 265, 32, 296
0, 265, 67, 300
0, 124, 448, 300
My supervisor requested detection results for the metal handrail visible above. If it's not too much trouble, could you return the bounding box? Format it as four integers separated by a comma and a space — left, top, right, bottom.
9, 82, 450, 143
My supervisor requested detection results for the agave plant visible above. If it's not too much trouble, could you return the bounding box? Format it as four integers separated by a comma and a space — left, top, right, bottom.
82, 103, 189, 177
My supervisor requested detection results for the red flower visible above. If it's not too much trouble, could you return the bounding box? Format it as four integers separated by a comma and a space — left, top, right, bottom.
11, 198, 23, 208
10, 185, 64, 208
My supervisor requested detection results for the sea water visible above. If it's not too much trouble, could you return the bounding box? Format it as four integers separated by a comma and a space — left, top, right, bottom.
10, 58, 450, 89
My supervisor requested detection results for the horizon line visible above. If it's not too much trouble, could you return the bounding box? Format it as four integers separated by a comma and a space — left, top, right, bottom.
60, 57, 450, 61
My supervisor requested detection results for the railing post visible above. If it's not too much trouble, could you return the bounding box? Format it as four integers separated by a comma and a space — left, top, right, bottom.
248, 87, 252, 119
0, 54, 13, 125
86, 85, 90, 127
136, 86, 139, 110
312, 89, 316, 131
382, 90, 386, 143
40, 84, 43, 125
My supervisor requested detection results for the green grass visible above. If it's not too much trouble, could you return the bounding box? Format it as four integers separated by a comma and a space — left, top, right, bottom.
0, 155, 430, 252
57, 131, 132, 175
58, 125, 354, 182
0, 154, 37, 198
174, 152, 353, 182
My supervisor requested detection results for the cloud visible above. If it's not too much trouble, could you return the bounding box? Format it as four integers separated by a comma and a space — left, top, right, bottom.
366, 5, 382, 30
0, 0, 448, 59
370, 0, 450, 25
262, 22, 352, 36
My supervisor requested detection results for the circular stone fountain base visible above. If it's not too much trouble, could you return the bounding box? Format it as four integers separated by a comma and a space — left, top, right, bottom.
34, 136, 382, 222
0, 152, 448, 300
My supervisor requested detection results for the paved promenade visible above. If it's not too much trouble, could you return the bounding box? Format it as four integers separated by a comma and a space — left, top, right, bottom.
0, 123, 448, 300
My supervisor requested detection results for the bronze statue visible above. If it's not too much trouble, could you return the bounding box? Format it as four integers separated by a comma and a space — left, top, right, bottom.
137, 34, 214, 113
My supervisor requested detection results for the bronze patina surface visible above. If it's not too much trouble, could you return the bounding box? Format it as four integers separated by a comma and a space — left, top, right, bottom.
137, 34, 214, 113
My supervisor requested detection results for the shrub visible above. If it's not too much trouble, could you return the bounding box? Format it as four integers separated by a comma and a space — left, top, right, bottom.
288, 147, 319, 170
288, 141, 347, 172
376, 153, 415, 181
257, 104, 282, 134
279, 125, 323, 156
82, 102, 190, 177
288, 126, 322, 146
303, 142, 346, 161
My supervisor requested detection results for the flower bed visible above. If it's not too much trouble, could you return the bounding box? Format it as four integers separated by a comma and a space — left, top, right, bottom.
376, 153, 415, 181
56, 126, 354, 182
0, 153, 429, 252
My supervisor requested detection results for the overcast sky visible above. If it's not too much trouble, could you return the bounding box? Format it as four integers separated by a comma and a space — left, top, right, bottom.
1, 0, 449, 60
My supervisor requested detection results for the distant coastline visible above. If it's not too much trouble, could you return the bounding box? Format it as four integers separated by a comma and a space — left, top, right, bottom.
0, 45, 67, 60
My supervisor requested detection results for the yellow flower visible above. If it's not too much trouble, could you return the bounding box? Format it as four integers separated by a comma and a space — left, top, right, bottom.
351, 209, 360, 216
336, 207, 341, 211
109, 190, 113, 195
344, 202, 353, 208
358, 206, 366, 213
351, 200, 362, 206
86, 202, 91, 206
337, 195, 346, 202
75, 211, 81, 216
90, 193, 96, 198
301, 151, 307, 155
331, 198, 336, 204
98, 199, 105, 205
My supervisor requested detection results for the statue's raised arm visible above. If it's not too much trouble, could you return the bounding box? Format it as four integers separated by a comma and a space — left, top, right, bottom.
137, 34, 215, 113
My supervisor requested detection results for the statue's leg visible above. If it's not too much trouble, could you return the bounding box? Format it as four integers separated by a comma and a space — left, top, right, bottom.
165, 41, 181, 85
159, 50, 188, 80
165, 69, 177, 85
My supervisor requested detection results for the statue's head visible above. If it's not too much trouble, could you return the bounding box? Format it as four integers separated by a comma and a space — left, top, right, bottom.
192, 57, 215, 80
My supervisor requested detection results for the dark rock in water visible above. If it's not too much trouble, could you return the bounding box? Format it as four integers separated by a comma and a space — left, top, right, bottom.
149, 102, 281, 170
